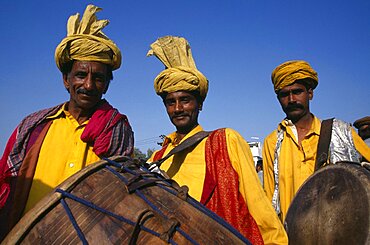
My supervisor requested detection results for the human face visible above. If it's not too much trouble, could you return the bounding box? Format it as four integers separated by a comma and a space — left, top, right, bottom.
164, 91, 202, 134
63, 61, 110, 115
277, 82, 313, 123
359, 124, 370, 140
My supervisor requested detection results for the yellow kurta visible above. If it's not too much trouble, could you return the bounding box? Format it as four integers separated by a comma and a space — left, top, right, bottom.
263, 116, 370, 222
149, 125, 288, 245
25, 105, 101, 212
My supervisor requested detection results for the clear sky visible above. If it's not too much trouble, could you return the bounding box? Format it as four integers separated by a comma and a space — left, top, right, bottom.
1, 1, 369, 154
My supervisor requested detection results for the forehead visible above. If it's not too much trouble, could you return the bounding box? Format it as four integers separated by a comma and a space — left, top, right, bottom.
165, 91, 196, 100
279, 82, 306, 92
72, 61, 108, 72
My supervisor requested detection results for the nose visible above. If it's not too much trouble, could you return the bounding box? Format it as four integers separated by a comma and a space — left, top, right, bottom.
174, 101, 183, 113
288, 91, 295, 103
84, 74, 96, 91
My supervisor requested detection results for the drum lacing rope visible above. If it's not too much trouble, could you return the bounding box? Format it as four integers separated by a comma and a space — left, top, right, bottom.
55, 189, 168, 244
129, 209, 154, 245
105, 157, 251, 245
105, 158, 200, 245
60, 198, 88, 245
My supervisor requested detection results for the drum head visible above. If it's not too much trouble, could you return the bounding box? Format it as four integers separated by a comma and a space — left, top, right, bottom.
285, 163, 370, 245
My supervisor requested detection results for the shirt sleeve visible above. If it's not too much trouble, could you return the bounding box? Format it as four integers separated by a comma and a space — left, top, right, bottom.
352, 128, 370, 161
225, 128, 288, 245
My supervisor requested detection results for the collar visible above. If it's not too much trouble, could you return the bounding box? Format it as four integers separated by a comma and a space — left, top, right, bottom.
166, 125, 204, 147
46, 103, 89, 126
278, 114, 321, 140
46, 103, 67, 120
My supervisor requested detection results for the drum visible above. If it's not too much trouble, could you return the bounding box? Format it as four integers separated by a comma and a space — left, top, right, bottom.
285, 162, 370, 245
3, 156, 250, 244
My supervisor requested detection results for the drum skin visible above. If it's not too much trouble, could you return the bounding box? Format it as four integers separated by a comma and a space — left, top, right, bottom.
2, 156, 250, 245
285, 162, 370, 245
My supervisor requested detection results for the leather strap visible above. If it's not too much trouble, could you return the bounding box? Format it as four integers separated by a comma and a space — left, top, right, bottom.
150, 130, 212, 169
315, 118, 334, 171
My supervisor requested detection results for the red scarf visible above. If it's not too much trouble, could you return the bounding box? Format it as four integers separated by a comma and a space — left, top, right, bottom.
153, 129, 263, 244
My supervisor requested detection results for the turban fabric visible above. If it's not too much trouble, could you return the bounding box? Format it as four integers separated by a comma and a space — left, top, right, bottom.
147, 36, 208, 101
354, 116, 370, 129
55, 5, 121, 71
271, 60, 318, 93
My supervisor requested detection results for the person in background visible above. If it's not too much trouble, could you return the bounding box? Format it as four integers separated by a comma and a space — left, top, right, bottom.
354, 116, 370, 147
256, 159, 264, 185
0, 5, 134, 239
262, 60, 370, 222
147, 36, 288, 244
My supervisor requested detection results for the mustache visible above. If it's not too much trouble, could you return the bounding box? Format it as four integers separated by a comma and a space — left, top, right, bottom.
171, 113, 189, 119
285, 103, 304, 111
76, 88, 98, 96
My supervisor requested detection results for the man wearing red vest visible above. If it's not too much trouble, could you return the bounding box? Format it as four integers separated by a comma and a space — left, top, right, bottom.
147, 36, 287, 244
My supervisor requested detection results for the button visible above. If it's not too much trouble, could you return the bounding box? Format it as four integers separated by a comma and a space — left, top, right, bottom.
69, 163, 74, 168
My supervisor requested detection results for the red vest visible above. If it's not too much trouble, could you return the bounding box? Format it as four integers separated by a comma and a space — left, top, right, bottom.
153, 129, 263, 244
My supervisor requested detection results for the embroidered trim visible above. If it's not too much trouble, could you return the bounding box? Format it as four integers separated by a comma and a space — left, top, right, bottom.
272, 128, 284, 215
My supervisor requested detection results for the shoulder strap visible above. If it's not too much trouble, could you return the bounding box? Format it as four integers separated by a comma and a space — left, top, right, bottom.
150, 130, 212, 169
315, 118, 334, 171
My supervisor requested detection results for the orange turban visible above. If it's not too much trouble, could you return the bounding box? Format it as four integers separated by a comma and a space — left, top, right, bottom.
55, 5, 121, 71
147, 36, 208, 101
271, 60, 318, 93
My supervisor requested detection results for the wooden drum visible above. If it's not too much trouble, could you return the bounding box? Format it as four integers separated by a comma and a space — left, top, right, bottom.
285, 162, 370, 245
3, 156, 250, 244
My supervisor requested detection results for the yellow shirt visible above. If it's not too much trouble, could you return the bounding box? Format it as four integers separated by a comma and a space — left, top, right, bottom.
263, 116, 370, 222
25, 105, 101, 212
149, 125, 288, 245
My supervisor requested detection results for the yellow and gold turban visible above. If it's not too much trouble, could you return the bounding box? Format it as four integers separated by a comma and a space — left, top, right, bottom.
55, 5, 121, 71
147, 36, 208, 101
271, 60, 318, 93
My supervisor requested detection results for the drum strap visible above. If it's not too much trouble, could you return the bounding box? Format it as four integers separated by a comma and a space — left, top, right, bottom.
315, 118, 334, 171
148, 131, 212, 174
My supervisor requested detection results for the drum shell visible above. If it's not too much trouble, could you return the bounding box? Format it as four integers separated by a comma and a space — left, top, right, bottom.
2, 156, 249, 245
285, 162, 370, 245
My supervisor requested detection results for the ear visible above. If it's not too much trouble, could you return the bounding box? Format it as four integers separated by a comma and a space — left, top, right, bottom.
63, 74, 70, 93
103, 81, 110, 94
308, 88, 313, 100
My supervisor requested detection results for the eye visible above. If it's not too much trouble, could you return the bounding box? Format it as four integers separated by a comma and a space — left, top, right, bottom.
292, 89, 304, 95
75, 72, 87, 79
181, 97, 190, 103
278, 91, 289, 98
94, 74, 107, 83
165, 99, 175, 106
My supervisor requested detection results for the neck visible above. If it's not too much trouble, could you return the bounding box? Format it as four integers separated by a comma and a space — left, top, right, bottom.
290, 113, 314, 144
292, 113, 313, 130
66, 102, 100, 125
175, 124, 198, 143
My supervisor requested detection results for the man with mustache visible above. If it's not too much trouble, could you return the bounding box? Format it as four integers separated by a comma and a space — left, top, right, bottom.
0, 5, 134, 239
354, 116, 370, 147
147, 36, 288, 245
262, 60, 370, 222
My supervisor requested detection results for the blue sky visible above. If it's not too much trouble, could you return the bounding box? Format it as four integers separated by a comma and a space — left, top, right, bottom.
1, 1, 369, 154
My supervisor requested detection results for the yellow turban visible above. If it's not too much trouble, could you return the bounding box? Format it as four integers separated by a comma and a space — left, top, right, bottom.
147, 36, 208, 101
271, 60, 318, 93
55, 5, 121, 71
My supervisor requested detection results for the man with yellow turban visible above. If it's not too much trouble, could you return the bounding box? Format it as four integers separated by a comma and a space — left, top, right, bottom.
262, 60, 370, 222
147, 36, 288, 244
0, 5, 134, 239
354, 116, 370, 147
